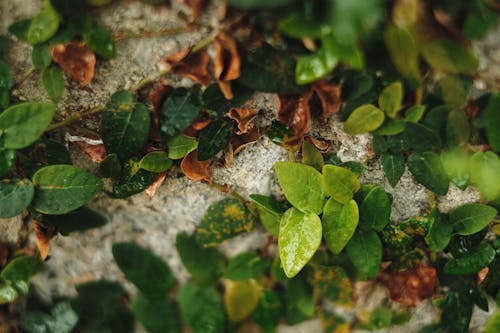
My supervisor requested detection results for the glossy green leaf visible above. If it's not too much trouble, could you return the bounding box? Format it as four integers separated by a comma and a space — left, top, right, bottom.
379, 82, 403, 118
251, 289, 282, 333
322, 198, 359, 254
101, 90, 151, 161
112, 160, 157, 198
176, 232, 225, 285
224, 279, 262, 322
278, 207, 322, 278
112, 242, 175, 299
0, 179, 34, 218
202, 82, 253, 117
224, 252, 270, 281
84, 26, 116, 59
345, 229, 382, 278
278, 12, 324, 39
27, 6, 60, 45
139, 151, 172, 173
226, 0, 294, 9
0, 102, 55, 149
384, 25, 419, 79
469, 151, 500, 201
322, 164, 360, 204
178, 282, 226, 333
421, 38, 478, 74
131, 295, 181, 333
446, 110, 470, 146
408, 152, 449, 195
32, 165, 103, 215
0, 255, 43, 282
344, 104, 385, 134
197, 119, 233, 161
484, 94, 500, 153
0, 149, 15, 177
360, 186, 391, 231
99, 153, 121, 178
441, 148, 470, 190
41, 66, 65, 103
302, 141, 324, 171
275, 161, 325, 214
313, 266, 353, 306
425, 209, 453, 251
160, 87, 202, 139
404, 105, 425, 122
196, 199, 255, 247
380, 153, 405, 187
444, 244, 496, 275
167, 134, 198, 160
296, 44, 338, 85
42, 206, 107, 235
449, 203, 497, 236
31, 43, 51, 70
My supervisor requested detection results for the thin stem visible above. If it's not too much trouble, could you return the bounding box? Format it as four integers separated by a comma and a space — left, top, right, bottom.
129, 68, 171, 92
13, 68, 35, 89
46, 105, 104, 132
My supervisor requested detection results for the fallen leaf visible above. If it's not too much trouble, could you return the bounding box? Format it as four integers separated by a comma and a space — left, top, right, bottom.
214, 33, 241, 99
166, 48, 212, 86
227, 107, 259, 134
231, 125, 260, 154
304, 136, 330, 152
312, 81, 342, 118
0, 243, 8, 267
181, 150, 211, 181
150, 83, 173, 141
477, 267, 489, 285
277, 92, 312, 144
181, 0, 206, 21
379, 263, 436, 307
144, 172, 167, 199
51, 41, 96, 86
183, 116, 212, 137
73, 141, 106, 163
34, 222, 57, 261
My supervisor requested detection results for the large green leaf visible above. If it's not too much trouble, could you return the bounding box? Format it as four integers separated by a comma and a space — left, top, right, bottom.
322, 198, 359, 254
202, 83, 253, 117
278, 207, 322, 278
322, 164, 360, 204
27, 6, 60, 45
444, 244, 496, 275
42, 206, 107, 235
384, 25, 419, 79
345, 229, 382, 278
296, 40, 339, 85
101, 90, 151, 161
344, 104, 385, 135
378, 82, 403, 119
408, 152, 449, 195
403, 122, 442, 152
284, 275, 314, 325
469, 151, 500, 201
197, 119, 234, 161
449, 203, 497, 236
41, 67, 65, 103
196, 199, 256, 247
0, 102, 55, 149
178, 282, 226, 333
160, 87, 202, 139
380, 153, 405, 187
359, 186, 391, 231
224, 279, 262, 322
421, 38, 478, 74
0, 179, 34, 218
112, 242, 175, 299
224, 252, 270, 281
139, 151, 172, 173
274, 161, 325, 214
484, 94, 500, 153
32, 165, 103, 215
167, 134, 198, 160
131, 295, 181, 333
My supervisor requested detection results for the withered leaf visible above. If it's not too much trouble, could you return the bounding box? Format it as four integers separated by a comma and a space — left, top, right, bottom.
73, 141, 106, 163
304, 136, 330, 152
50, 41, 96, 86
277, 92, 312, 143
144, 172, 167, 199
231, 125, 260, 154
312, 81, 342, 118
214, 33, 241, 99
227, 107, 259, 135
181, 150, 211, 181
150, 83, 173, 141
34, 222, 56, 261
379, 263, 436, 307
183, 116, 212, 138
166, 48, 212, 86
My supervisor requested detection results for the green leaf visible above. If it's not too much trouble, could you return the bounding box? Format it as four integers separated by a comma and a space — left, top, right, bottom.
249, 194, 288, 215
278, 207, 322, 278
27, 6, 60, 45
360, 186, 391, 231
31, 43, 51, 70
384, 25, 420, 79
131, 295, 181, 333
112, 242, 175, 299
446, 110, 470, 146
202, 83, 253, 117
322, 164, 360, 204
20, 301, 78, 333
42, 206, 107, 235
344, 104, 385, 134
224, 252, 270, 281
485, 312, 500, 333
227, 0, 294, 9
197, 119, 233, 161
178, 282, 226, 333
441, 148, 470, 190
112, 160, 157, 198
0, 255, 43, 282
421, 38, 478, 74
224, 279, 262, 322
444, 243, 496, 275
160, 87, 202, 139
99, 153, 121, 178
0, 102, 55, 149
302, 141, 324, 171
176, 232, 225, 285
278, 12, 324, 39
83, 26, 116, 59
469, 151, 500, 201
284, 275, 314, 324
345, 229, 382, 278
41, 66, 65, 103
403, 122, 442, 152
425, 209, 453, 251
0, 283, 19, 304
380, 153, 405, 187
8, 19, 32, 41
0, 149, 15, 177
274, 161, 325, 214
196, 199, 256, 247
485, 94, 500, 153
0, 179, 34, 218
255, 205, 280, 237
0, 60, 13, 91
404, 105, 425, 122
139, 151, 172, 173
32, 165, 103, 215
313, 266, 353, 306
408, 152, 449, 195
374, 120, 406, 136
449, 203, 497, 236
322, 198, 359, 254
378, 82, 403, 118
295, 42, 338, 85
251, 289, 282, 333
101, 90, 151, 161
167, 134, 198, 160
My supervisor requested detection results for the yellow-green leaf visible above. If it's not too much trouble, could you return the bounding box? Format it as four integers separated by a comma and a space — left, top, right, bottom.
322, 198, 359, 254
344, 104, 385, 135
378, 82, 403, 118
224, 279, 262, 322
322, 164, 360, 204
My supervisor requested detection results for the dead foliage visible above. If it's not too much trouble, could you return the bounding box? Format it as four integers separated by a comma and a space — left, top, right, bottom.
181, 150, 211, 181
183, 116, 212, 137
214, 33, 241, 99
166, 48, 212, 86
51, 41, 96, 86
73, 141, 106, 163
227, 107, 259, 135
145, 172, 167, 199
311, 81, 342, 118
34, 222, 57, 261
277, 92, 312, 144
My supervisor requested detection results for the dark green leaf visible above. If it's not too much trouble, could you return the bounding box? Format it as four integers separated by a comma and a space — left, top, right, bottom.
227, 0, 294, 9
322, 198, 359, 254
425, 209, 453, 251
83, 26, 116, 59
440, 289, 473, 333
444, 243, 496, 275
0, 255, 43, 282
224, 252, 270, 280
42, 206, 107, 235
0, 149, 15, 177
380, 153, 405, 187
32, 165, 103, 215
8, 19, 32, 41
167, 134, 198, 160
485, 94, 500, 153
20, 301, 78, 333
27, 7, 60, 45
202, 82, 253, 116
463, 5, 498, 40
0, 179, 34, 218
251, 289, 282, 333
160, 87, 202, 139
344, 104, 385, 135
345, 229, 382, 278
403, 122, 442, 152
31, 43, 51, 70
422, 105, 447, 141
408, 152, 449, 195
449, 203, 497, 236
139, 151, 172, 173
302, 140, 324, 171
197, 119, 233, 161
41, 66, 65, 103
131, 295, 181, 333
99, 153, 121, 178
284, 275, 314, 325
249, 194, 288, 215
0, 89, 9, 109
359, 186, 391, 231
374, 120, 406, 136
112, 161, 157, 198
112, 242, 175, 299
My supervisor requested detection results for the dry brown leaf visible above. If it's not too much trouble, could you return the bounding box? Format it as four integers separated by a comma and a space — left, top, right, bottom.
150, 83, 173, 141
214, 33, 241, 99
183, 116, 212, 137
218, 80, 234, 100
277, 92, 312, 143
51, 41, 96, 86
0, 243, 8, 268
312, 81, 342, 118
181, 0, 205, 21
181, 150, 211, 181
166, 48, 212, 86
477, 267, 489, 285
227, 108, 259, 135
73, 141, 106, 163
231, 126, 260, 154
379, 263, 436, 307
304, 136, 330, 152
145, 172, 167, 199
34, 222, 57, 261
224, 142, 234, 167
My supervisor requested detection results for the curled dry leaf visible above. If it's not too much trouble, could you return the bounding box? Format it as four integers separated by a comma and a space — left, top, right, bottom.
73, 141, 106, 163
312, 81, 342, 118
305, 136, 330, 152
379, 263, 436, 307
181, 150, 211, 181
183, 116, 212, 138
227, 107, 259, 135
166, 48, 212, 86
51, 41, 96, 86
231, 125, 260, 154
34, 222, 57, 261
145, 172, 167, 199
277, 92, 312, 144
0, 243, 8, 267
477, 267, 489, 285
214, 33, 241, 99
